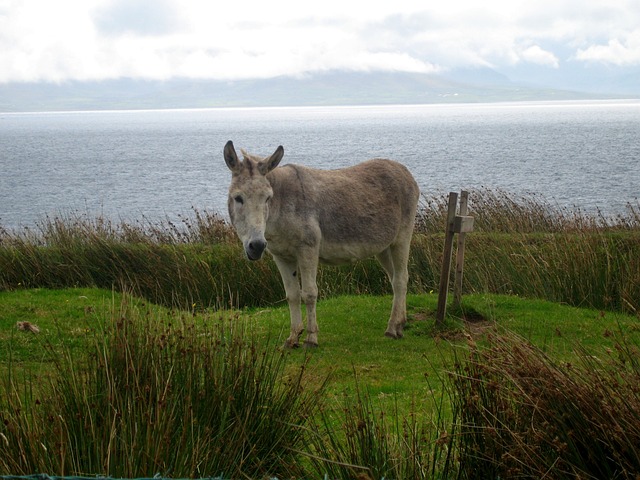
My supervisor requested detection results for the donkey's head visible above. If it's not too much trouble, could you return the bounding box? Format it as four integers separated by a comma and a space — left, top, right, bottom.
223, 140, 284, 261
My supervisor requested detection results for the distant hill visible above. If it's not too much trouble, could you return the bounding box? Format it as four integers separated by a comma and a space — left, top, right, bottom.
0, 70, 633, 112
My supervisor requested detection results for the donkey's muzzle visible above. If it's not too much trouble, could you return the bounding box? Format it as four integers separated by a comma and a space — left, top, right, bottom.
246, 238, 267, 261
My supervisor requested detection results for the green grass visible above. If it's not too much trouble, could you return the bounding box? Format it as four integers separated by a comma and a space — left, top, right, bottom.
1, 288, 640, 478
0, 288, 114, 365
2, 288, 637, 399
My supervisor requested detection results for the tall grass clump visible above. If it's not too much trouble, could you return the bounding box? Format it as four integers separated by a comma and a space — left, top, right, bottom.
0, 209, 388, 310
1, 191, 639, 313
416, 188, 640, 234
0, 209, 287, 310
303, 380, 456, 480
450, 331, 640, 479
0, 296, 324, 478
414, 190, 640, 313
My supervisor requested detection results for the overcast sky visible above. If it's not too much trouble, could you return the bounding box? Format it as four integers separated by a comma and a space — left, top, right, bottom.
1, 0, 639, 83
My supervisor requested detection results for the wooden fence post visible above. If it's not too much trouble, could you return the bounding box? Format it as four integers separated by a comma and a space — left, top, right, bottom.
436, 191, 474, 326
435, 192, 458, 326
454, 190, 469, 309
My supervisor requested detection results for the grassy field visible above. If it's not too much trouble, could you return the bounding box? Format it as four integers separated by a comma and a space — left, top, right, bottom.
2, 288, 639, 478
1, 190, 639, 478
3, 288, 636, 393
5, 289, 640, 478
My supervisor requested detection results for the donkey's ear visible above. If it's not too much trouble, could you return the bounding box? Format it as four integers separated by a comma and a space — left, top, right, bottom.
258, 145, 284, 175
224, 140, 242, 174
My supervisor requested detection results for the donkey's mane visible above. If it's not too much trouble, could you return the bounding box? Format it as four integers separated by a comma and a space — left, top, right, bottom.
240, 149, 263, 163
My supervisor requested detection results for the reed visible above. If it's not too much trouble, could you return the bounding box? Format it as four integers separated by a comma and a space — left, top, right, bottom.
449, 330, 640, 479
303, 378, 456, 480
411, 189, 639, 313
0, 296, 322, 478
0, 225, 283, 311
416, 188, 640, 234
1, 190, 639, 313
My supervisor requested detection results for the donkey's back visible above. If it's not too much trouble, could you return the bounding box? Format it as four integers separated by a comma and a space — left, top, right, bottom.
267, 159, 418, 263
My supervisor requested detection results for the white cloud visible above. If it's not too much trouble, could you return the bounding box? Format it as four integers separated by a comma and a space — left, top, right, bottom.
520, 45, 560, 68
0, 0, 105, 82
575, 30, 640, 66
0, 0, 639, 83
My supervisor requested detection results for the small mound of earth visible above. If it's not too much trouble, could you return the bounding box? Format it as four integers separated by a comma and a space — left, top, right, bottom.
410, 310, 495, 341
436, 318, 495, 342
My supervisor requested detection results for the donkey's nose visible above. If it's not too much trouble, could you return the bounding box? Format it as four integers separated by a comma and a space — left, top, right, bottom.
246, 238, 267, 261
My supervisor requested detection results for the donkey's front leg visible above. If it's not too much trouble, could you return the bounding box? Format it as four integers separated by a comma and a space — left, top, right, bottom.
298, 255, 320, 347
273, 256, 304, 348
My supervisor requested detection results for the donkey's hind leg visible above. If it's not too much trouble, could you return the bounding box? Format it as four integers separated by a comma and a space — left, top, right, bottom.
375, 249, 394, 284
380, 241, 411, 339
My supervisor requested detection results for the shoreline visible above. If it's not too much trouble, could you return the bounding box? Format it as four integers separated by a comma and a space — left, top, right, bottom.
2, 97, 640, 116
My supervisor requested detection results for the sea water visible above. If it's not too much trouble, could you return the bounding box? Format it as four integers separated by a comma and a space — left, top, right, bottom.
1, 100, 639, 229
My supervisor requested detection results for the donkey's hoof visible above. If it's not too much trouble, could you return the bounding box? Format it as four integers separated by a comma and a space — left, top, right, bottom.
303, 341, 319, 348
283, 340, 300, 349
385, 330, 403, 339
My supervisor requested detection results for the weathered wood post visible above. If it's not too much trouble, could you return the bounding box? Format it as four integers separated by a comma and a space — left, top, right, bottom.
435, 191, 474, 326
436, 192, 458, 325
454, 190, 470, 309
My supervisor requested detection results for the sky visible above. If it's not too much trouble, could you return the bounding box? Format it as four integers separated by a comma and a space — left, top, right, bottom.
1, 0, 639, 84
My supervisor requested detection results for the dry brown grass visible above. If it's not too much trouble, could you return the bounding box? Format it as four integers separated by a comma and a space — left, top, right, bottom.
450, 331, 640, 479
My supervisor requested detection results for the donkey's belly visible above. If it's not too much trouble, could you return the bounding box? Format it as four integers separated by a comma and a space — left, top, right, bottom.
318, 241, 386, 266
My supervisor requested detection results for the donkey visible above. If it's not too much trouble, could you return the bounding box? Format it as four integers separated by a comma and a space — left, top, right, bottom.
223, 140, 419, 348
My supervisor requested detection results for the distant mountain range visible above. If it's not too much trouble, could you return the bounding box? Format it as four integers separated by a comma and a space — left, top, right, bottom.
1, 68, 638, 112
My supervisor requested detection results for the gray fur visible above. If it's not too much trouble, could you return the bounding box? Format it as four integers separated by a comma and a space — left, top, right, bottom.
223, 140, 419, 347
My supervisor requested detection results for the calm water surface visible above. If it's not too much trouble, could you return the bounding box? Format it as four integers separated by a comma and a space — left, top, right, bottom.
1, 100, 639, 229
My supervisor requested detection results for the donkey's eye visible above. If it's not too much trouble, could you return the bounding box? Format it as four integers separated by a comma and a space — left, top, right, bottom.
234, 195, 244, 205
